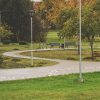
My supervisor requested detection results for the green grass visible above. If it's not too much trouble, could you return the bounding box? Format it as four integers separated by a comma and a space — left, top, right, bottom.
22, 49, 100, 61
0, 43, 40, 53
46, 31, 60, 43
0, 72, 100, 100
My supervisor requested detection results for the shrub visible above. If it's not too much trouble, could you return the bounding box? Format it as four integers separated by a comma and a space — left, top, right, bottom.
2, 40, 11, 44
19, 41, 28, 45
0, 55, 4, 67
11, 58, 21, 62
12, 48, 19, 50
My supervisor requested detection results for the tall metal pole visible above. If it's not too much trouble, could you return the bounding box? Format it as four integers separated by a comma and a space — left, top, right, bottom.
0, 11, 2, 43
31, 16, 33, 65
0, 11, 1, 24
79, 0, 83, 82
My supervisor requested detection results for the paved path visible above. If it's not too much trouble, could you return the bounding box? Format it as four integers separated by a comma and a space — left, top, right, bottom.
0, 49, 100, 81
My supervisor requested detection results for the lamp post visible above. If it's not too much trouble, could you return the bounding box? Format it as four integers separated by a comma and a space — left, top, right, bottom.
29, 0, 42, 65
29, 10, 34, 66
29, 0, 35, 65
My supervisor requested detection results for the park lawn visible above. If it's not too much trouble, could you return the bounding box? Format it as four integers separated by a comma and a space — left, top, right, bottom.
46, 31, 61, 43
0, 72, 100, 100
0, 44, 57, 69
22, 49, 100, 61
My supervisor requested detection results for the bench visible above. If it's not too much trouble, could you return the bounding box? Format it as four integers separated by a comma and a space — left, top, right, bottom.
47, 42, 79, 48
65, 42, 76, 47
47, 42, 60, 48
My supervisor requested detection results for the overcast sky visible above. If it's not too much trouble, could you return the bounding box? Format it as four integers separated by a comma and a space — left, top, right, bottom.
33, 0, 42, 2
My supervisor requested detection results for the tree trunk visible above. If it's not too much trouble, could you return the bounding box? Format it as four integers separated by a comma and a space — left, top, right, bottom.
89, 36, 94, 61
16, 32, 20, 42
77, 43, 80, 55
90, 41, 94, 60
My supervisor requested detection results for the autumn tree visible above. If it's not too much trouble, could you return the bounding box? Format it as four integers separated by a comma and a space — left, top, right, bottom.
40, 0, 69, 29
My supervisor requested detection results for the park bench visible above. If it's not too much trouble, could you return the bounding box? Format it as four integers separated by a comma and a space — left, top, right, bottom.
47, 42, 60, 48
65, 42, 76, 48
47, 42, 79, 48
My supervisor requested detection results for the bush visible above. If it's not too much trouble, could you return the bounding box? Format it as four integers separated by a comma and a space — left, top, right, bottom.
2, 40, 11, 44
11, 58, 21, 62
0, 55, 4, 67
19, 41, 28, 45
12, 48, 19, 50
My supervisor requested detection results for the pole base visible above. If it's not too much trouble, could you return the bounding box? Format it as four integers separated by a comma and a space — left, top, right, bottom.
79, 78, 84, 83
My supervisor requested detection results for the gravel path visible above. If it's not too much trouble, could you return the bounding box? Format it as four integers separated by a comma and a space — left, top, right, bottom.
0, 49, 100, 81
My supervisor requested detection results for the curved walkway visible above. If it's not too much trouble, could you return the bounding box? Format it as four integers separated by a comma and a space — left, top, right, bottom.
0, 49, 100, 81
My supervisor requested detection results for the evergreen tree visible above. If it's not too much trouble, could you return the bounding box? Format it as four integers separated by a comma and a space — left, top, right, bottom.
0, 0, 47, 42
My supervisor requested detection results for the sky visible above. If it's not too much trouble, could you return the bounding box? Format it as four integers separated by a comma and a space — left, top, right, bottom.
32, 0, 42, 2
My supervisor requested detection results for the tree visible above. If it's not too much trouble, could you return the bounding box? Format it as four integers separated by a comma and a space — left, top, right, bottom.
0, 0, 31, 42
82, 2, 100, 60
0, 24, 13, 41
57, 8, 78, 39
57, 0, 100, 60
0, 0, 47, 42
32, 14, 47, 42
40, 0, 69, 29
39, 0, 91, 29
